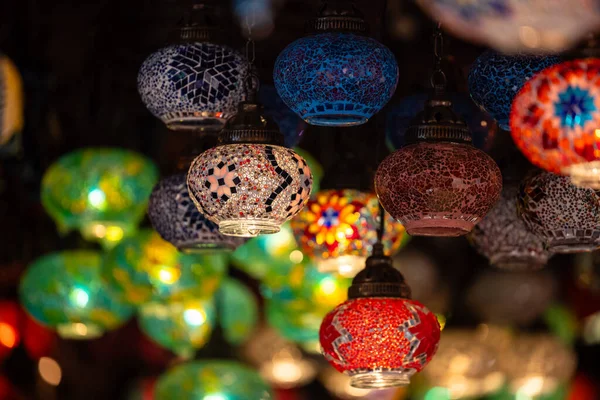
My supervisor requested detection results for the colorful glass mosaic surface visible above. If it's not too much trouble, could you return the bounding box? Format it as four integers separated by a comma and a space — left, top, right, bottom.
274, 33, 398, 127
417, 0, 600, 53
375, 142, 502, 237
187, 144, 313, 237
148, 174, 246, 252
155, 360, 274, 400
291, 189, 409, 277
0, 54, 23, 149
469, 51, 560, 131
511, 59, 600, 188
138, 43, 249, 131
19, 251, 135, 339
259, 85, 307, 148
320, 298, 440, 383
138, 298, 215, 357
217, 278, 258, 346
102, 230, 227, 305
517, 171, 600, 254
41, 148, 158, 246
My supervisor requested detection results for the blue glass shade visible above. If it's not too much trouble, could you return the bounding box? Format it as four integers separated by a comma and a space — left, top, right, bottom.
148, 174, 246, 252
217, 278, 258, 346
138, 43, 249, 132
274, 33, 398, 127
259, 85, 307, 148
19, 251, 135, 340
155, 360, 273, 400
468, 51, 560, 131
386, 92, 496, 151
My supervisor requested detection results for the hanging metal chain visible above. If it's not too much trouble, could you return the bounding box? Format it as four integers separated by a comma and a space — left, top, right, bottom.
430, 22, 447, 91
244, 11, 259, 99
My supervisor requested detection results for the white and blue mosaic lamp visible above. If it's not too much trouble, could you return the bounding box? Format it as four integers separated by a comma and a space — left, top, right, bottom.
138, 1, 249, 132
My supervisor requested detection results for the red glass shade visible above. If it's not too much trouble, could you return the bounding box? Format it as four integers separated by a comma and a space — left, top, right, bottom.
319, 297, 440, 389
518, 171, 600, 253
511, 59, 600, 189
375, 142, 502, 237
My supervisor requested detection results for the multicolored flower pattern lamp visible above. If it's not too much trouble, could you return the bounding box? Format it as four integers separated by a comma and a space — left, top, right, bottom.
41, 148, 158, 247
0, 54, 23, 152
511, 58, 600, 189
469, 51, 560, 131
19, 251, 135, 340
417, 0, 600, 54
138, 298, 215, 357
217, 278, 258, 346
155, 360, 274, 400
148, 174, 246, 252
187, 99, 313, 237
518, 171, 600, 253
292, 189, 409, 277
375, 94, 502, 237
102, 230, 227, 305
320, 244, 440, 388
138, 1, 249, 131
273, 0, 398, 126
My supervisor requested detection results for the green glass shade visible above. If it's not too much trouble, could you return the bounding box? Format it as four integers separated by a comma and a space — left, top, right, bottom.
103, 230, 227, 305
155, 360, 273, 400
19, 251, 135, 340
138, 298, 215, 358
217, 278, 258, 346
41, 148, 158, 246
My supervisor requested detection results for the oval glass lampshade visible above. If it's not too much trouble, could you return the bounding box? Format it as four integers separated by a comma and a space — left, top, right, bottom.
470, 185, 550, 270
291, 189, 409, 277
187, 144, 313, 237
41, 148, 158, 246
518, 171, 600, 253
274, 33, 398, 127
320, 298, 440, 389
259, 85, 307, 148
155, 360, 274, 400
469, 51, 560, 131
417, 0, 600, 54
102, 230, 227, 305
138, 43, 249, 132
20, 251, 135, 339
375, 142, 502, 237
0, 54, 23, 150
148, 174, 246, 252
138, 298, 215, 357
217, 278, 258, 346
511, 58, 600, 189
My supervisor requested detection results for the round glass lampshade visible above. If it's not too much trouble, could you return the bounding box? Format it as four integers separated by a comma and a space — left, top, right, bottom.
41, 148, 158, 246
274, 33, 398, 127
470, 185, 550, 270
187, 143, 313, 237
417, 0, 600, 54
375, 142, 502, 237
291, 189, 409, 277
148, 174, 246, 252
20, 251, 135, 339
469, 51, 560, 131
0, 54, 23, 150
217, 278, 258, 346
259, 85, 307, 148
320, 297, 440, 389
138, 42, 249, 132
518, 171, 600, 253
155, 360, 274, 400
511, 58, 600, 189
138, 298, 215, 357
102, 230, 227, 305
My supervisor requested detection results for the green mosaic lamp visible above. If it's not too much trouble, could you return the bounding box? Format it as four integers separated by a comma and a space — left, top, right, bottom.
138, 298, 216, 358
155, 360, 273, 400
19, 250, 135, 339
103, 230, 227, 306
217, 278, 258, 346
41, 148, 158, 247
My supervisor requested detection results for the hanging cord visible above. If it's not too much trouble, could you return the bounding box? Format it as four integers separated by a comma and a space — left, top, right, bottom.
244, 9, 259, 102
430, 22, 447, 95
371, 201, 386, 257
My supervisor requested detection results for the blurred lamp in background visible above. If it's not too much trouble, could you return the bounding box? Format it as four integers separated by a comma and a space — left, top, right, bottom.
0, 53, 23, 154
259, 85, 307, 148
0, 301, 20, 362
41, 148, 158, 247
217, 278, 258, 346
20, 251, 135, 339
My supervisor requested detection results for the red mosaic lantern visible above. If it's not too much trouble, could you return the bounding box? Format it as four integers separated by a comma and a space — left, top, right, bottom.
319, 244, 440, 389
375, 94, 502, 237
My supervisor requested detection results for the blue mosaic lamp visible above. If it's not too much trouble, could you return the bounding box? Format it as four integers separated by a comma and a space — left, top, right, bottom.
138, 1, 249, 132
468, 51, 560, 131
273, 0, 398, 127
259, 85, 307, 148
148, 174, 246, 252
